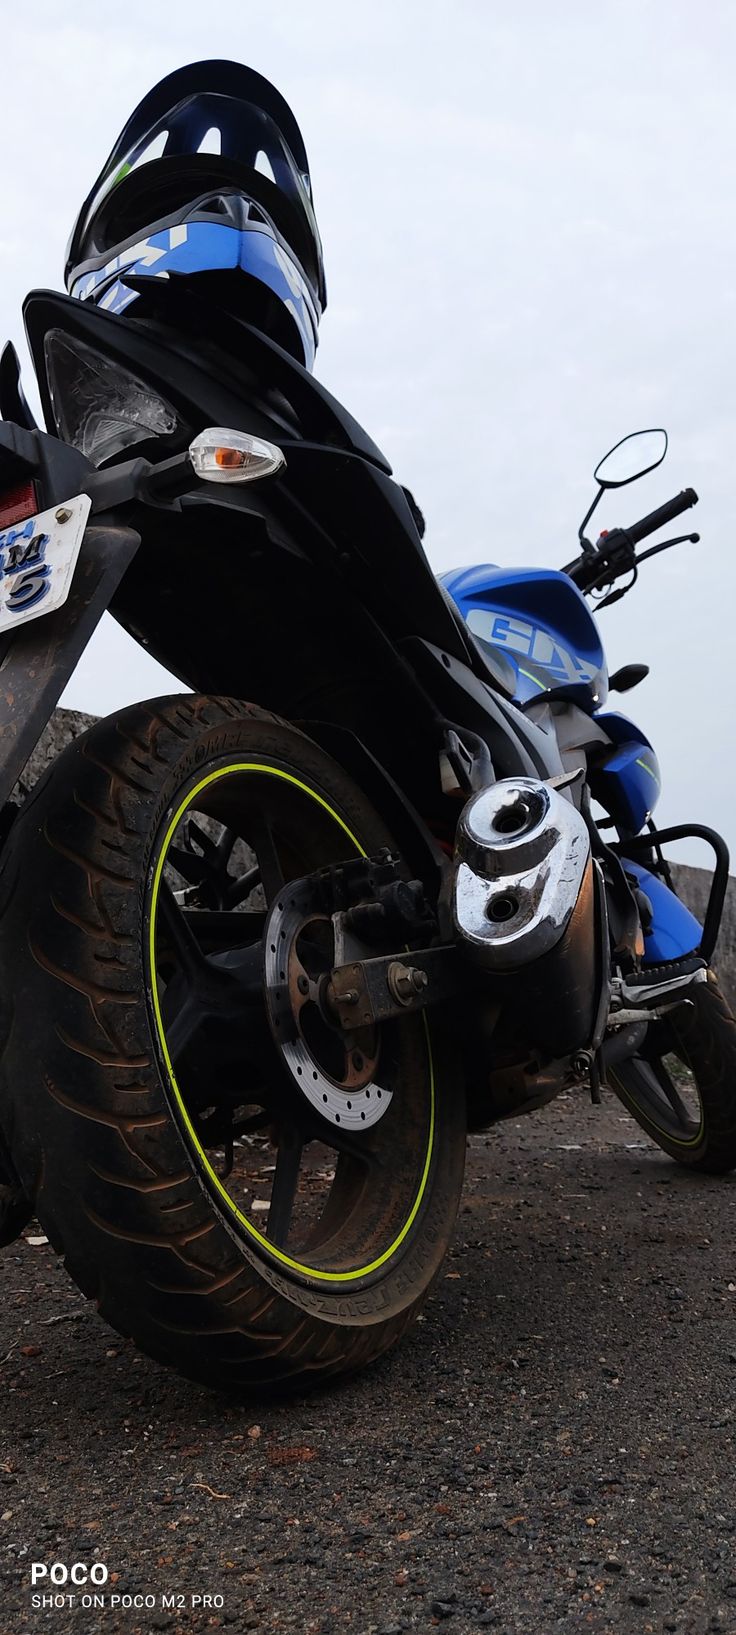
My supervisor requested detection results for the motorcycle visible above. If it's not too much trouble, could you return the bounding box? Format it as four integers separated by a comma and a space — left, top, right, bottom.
0, 270, 730, 1392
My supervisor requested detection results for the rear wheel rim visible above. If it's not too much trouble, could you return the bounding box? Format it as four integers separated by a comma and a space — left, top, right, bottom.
147, 760, 437, 1285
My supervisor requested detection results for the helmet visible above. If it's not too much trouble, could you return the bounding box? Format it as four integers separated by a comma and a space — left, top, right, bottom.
65, 60, 326, 369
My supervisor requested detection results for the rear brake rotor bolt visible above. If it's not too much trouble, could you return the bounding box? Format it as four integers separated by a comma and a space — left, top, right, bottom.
297, 974, 309, 996
352, 1051, 364, 1071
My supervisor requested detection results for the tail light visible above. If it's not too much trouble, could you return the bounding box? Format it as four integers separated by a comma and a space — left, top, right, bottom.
0, 480, 39, 528
43, 330, 184, 468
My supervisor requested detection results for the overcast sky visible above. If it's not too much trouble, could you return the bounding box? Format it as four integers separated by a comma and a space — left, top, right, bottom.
0, 1, 734, 862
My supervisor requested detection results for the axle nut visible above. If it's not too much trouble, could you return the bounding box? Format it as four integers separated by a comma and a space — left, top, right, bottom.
387, 961, 429, 1006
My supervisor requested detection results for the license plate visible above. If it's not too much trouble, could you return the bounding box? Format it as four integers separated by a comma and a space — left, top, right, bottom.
0, 492, 91, 633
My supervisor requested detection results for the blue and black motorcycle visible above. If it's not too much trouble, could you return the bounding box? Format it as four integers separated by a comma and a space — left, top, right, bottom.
0, 61, 731, 1392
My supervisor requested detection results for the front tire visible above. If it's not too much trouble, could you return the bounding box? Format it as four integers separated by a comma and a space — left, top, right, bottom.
609, 971, 736, 1172
0, 696, 466, 1390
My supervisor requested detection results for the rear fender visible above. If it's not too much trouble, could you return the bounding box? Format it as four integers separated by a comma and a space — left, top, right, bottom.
0, 420, 141, 809
0, 516, 141, 809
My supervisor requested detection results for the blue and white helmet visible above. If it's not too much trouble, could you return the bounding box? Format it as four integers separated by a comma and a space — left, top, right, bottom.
65, 60, 326, 370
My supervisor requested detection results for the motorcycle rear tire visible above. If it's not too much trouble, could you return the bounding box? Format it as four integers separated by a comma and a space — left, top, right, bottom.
0, 695, 466, 1391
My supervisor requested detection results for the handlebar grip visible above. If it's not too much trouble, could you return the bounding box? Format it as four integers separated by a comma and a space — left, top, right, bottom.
626, 488, 698, 546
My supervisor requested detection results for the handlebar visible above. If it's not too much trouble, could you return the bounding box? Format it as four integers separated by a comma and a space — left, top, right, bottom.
626, 488, 698, 546
564, 486, 699, 596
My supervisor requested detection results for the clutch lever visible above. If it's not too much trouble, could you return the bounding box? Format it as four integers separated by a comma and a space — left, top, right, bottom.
595, 530, 700, 607
635, 531, 700, 566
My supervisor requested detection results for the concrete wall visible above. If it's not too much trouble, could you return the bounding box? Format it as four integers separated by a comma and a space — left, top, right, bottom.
12, 707, 97, 802
670, 863, 736, 1004
16, 711, 736, 1009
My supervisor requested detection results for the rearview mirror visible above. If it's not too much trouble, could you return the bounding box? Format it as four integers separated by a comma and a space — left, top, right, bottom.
594, 428, 668, 489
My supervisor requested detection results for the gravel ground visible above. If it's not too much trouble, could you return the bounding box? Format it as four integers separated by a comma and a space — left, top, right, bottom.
2, 1089, 735, 1635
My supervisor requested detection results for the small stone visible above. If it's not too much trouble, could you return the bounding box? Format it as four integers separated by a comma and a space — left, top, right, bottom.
430, 1601, 456, 1619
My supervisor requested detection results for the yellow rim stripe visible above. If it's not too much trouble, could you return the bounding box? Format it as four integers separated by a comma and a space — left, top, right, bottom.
148, 762, 436, 1282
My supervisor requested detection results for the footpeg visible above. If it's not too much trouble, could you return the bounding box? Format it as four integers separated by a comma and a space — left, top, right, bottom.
607, 960, 706, 1027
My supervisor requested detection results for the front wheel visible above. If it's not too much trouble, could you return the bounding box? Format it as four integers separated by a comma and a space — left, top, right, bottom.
609, 971, 736, 1172
0, 696, 466, 1391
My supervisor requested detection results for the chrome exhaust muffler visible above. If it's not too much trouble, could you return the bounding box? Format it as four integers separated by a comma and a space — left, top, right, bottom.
452, 778, 596, 1056
453, 778, 591, 967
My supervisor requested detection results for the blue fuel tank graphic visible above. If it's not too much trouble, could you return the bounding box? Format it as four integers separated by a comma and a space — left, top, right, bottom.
440, 563, 608, 707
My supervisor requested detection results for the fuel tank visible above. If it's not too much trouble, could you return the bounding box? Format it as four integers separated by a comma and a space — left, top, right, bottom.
441, 563, 608, 709
442, 564, 661, 828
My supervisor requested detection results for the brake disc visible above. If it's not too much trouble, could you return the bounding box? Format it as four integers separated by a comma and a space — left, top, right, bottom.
263, 874, 393, 1131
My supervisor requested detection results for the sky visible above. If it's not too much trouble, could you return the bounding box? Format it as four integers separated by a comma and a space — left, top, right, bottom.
0, 0, 734, 864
